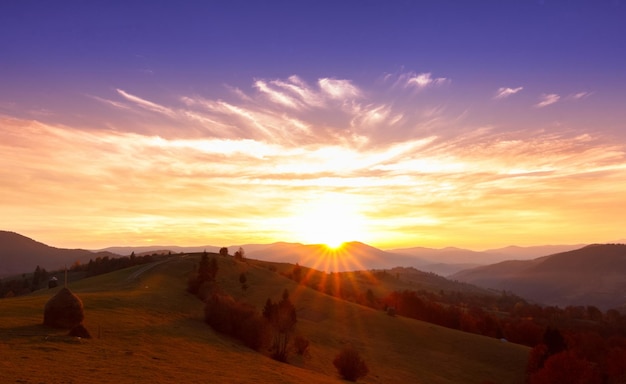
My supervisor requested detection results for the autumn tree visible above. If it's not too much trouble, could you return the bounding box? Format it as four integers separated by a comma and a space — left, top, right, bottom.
333, 346, 369, 382
263, 289, 297, 362
528, 350, 601, 384
234, 247, 245, 261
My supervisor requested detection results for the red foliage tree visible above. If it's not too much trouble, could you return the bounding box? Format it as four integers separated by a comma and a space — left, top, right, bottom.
529, 350, 601, 384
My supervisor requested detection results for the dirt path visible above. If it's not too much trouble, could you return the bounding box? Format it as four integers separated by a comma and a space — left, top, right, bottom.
125, 257, 177, 282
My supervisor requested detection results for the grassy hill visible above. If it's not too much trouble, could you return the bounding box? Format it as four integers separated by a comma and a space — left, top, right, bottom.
1, 254, 529, 383
452, 244, 626, 310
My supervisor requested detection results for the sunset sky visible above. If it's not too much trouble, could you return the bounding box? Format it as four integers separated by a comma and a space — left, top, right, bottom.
1, 1, 625, 250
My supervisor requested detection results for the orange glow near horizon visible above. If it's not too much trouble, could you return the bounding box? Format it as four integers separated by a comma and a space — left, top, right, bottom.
2, 73, 626, 251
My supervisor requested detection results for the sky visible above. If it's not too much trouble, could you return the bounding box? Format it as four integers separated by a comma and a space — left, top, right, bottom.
1, 0, 626, 250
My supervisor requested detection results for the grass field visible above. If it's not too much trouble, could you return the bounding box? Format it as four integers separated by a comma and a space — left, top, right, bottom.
1, 254, 529, 383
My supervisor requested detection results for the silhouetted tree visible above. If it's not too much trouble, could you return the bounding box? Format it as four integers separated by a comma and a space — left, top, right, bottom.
543, 327, 567, 357
264, 289, 297, 362
204, 292, 269, 351
32, 265, 42, 289
188, 253, 218, 296
234, 247, 245, 261
219, 247, 229, 256
239, 272, 248, 291
197, 252, 218, 283
292, 263, 302, 283
333, 346, 369, 382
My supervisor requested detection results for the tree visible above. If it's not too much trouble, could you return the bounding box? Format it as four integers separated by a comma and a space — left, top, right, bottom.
239, 272, 248, 291
234, 247, 245, 261
292, 263, 302, 283
197, 252, 214, 283
333, 346, 369, 382
529, 350, 601, 384
543, 327, 567, 357
188, 253, 218, 296
264, 289, 297, 362
219, 247, 229, 256
32, 265, 42, 289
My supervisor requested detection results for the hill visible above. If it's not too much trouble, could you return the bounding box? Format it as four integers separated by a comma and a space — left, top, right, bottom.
387, 244, 584, 276
452, 244, 626, 310
246, 241, 419, 272
100, 240, 586, 276
1, 253, 529, 383
0, 231, 118, 277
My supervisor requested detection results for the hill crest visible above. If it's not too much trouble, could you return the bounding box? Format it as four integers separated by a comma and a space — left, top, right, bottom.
452, 243, 626, 310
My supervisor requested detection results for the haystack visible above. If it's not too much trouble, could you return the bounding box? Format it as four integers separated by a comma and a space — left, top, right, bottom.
43, 287, 84, 329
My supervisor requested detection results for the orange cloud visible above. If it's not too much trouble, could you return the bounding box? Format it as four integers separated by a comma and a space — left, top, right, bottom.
2, 73, 625, 249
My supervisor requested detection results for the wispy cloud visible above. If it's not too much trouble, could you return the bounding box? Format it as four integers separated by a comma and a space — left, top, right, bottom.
568, 91, 593, 100
494, 86, 523, 99
318, 78, 362, 99
116, 89, 177, 117
535, 93, 560, 108
403, 72, 450, 89
3, 73, 625, 249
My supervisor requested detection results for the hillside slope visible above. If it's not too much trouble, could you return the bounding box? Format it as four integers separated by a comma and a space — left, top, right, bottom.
1, 254, 529, 383
0, 231, 118, 277
452, 244, 626, 309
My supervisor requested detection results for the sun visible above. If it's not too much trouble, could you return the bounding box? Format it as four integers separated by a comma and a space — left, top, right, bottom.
288, 194, 367, 248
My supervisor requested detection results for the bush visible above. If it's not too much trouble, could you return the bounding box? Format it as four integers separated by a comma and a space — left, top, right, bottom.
204, 292, 269, 351
333, 346, 369, 382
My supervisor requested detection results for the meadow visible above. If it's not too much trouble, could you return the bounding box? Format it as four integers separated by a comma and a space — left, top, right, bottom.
1, 254, 529, 383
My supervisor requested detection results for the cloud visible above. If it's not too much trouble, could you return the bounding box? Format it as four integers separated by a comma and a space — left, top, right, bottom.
408, 72, 449, 88
116, 89, 177, 117
494, 86, 523, 99
88, 94, 133, 110
254, 80, 301, 109
5, 73, 626, 249
318, 78, 362, 99
568, 91, 593, 100
535, 93, 560, 108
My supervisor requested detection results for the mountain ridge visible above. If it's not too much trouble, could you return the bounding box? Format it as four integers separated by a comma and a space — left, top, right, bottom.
0, 231, 119, 277
452, 243, 626, 310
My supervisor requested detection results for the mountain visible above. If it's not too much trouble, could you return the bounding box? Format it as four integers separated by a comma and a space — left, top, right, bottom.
452, 244, 626, 310
483, 244, 585, 259
0, 231, 118, 277
246, 241, 417, 272
387, 244, 586, 276
97, 242, 271, 256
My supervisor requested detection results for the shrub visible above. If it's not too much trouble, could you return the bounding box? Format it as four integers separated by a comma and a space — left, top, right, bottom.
333, 346, 369, 382
204, 292, 268, 351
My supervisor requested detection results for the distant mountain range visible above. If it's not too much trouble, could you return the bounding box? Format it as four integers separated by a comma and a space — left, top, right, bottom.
452, 244, 626, 310
0, 231, 118, 277
3, 230, 626, 310
0, 230, 586, 277
387, 244, 585, 275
